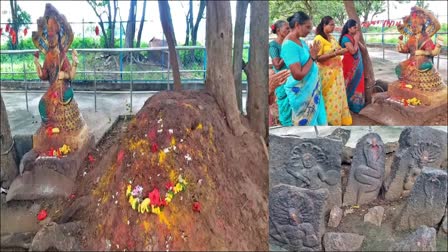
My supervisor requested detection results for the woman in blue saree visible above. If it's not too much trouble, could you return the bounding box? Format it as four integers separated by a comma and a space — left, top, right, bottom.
278, 11, 327, 126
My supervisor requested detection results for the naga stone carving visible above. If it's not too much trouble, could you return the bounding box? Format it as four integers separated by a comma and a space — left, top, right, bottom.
396, 168, 447, 231
30, 3, 90, 153
269, 184, 328, 251
6, 4, 94, 202
383, 127, 447, 201
269, 135, 343, 210
343, 133, 385, 206
395, 6, 445, 91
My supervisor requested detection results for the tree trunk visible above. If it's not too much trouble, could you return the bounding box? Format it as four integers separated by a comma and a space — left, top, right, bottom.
185, 9, 191, 46
232, 0, 249, 112
125, 0, 137, 48
136, 0, 147, 48
344, 0, 375, 104
110, 0, 118, 48
0, 95, 18, 188
191, 0, 206, 46
184, 0, 194, 46
158, 0, 182, 91
206, 1, 246, 136
87, 0, 110, 48
247, 1, 268, 140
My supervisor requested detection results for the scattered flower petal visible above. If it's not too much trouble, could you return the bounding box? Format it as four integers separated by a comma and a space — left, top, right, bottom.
151, 143, 158, 153
37, 209, 48, 221
117, 150, 125, 164
192, 202, 201, 213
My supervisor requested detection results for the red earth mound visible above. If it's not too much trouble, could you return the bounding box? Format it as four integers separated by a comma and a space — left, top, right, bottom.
67, 90, 268, 251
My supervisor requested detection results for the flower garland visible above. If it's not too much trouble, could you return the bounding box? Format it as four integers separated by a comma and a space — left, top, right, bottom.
45, 144, 71, 157
126, 175, 188, 215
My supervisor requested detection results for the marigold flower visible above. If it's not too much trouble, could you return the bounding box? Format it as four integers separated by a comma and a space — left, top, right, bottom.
151, 206, 161, 215
173, 183, 183, 194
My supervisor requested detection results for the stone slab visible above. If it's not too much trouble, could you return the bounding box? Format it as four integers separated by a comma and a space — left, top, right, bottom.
323, 232, 364, 251
22, 134, 94, 181
269, 135, 343, 211
269, 184, 328, 251
364, 206, 385, 227
30, 221, 84, 251
396, 168, 447, 231
388, 81, 447, 106
390, 225, 437, 251
384, 127, 447, 201
6, 166, 75, 202
343, 133, 385, 206
359, 92, 447, 126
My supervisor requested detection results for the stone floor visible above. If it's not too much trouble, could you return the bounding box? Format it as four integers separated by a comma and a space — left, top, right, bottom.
1, 91, 248, 143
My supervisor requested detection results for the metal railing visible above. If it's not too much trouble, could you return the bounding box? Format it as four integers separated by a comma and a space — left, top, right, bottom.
299, 31, 447, 69
0, 45, 250, 113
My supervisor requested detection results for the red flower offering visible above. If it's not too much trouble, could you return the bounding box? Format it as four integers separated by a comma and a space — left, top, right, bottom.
5, 24, 10, 32
148, 188, 161, 206
88, 154, 95, 163
192, 202, 201, 213
148, 129, 157, 141
117, 150, 125, 164
37, 209, 47, 221
95, 26, 99, 36
151, 143, 158, 153
23, 28, 28, 36
165, 181, 174, 190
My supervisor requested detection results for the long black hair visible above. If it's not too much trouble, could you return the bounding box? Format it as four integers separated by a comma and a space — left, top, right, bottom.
315, 16, 333, 41
271, 20, 287, 34
287, 11, 310, 29
339, 19, 357, 45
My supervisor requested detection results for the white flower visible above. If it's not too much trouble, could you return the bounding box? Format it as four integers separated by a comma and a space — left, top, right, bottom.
168, 129, 173, 134
157, 129, 163, 133
163, 148, 170, 153
184, 154, 192, 161
157, 119, 163, 124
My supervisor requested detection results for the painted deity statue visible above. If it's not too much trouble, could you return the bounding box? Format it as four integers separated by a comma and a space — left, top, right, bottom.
31, 4, 88, 153
395, 6, 445, 91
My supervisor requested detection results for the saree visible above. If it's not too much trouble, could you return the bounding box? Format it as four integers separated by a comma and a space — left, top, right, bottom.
340, 34, 365, 113
269, 40, 287, 126
278, 39, 327, 126
269, 40, 288, 73
314, 35, 352, 126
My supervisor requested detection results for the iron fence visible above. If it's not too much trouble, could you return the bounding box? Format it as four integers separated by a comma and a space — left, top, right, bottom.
0, 45, 250, 113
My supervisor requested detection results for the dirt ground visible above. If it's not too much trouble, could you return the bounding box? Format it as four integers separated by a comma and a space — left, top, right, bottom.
56, 90, 268, 251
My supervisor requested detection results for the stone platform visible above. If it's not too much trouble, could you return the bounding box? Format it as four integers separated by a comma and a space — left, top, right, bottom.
360, 82, 447, 125
387, 81, 447, 106
6, 133, 94, 202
